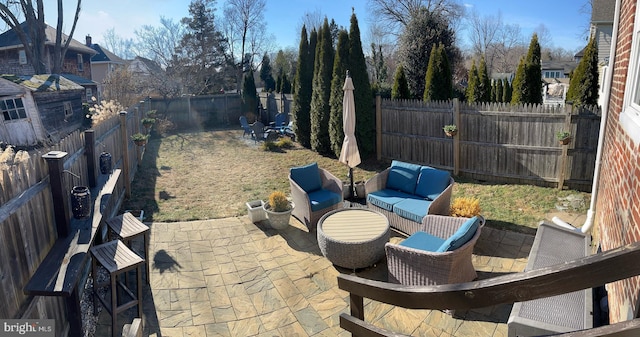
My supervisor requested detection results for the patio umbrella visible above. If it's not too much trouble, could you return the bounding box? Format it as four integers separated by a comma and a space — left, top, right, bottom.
338, 71, 361, 199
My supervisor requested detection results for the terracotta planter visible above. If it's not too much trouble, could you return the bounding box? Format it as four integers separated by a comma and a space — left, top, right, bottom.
558, 137, 572, 145
263, 202, 294, 229
445, 130, 457, 137
134, 139, 147, 146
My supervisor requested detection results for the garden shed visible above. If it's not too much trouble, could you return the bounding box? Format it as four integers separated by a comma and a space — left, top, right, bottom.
0, 74, 85, 147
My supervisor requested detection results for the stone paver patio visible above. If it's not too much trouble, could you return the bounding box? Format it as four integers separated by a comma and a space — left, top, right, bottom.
95, 215, 536, 336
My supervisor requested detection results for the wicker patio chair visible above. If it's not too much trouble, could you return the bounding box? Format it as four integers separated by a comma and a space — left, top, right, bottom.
289, 163, 343, 231
385, 215, 484, 286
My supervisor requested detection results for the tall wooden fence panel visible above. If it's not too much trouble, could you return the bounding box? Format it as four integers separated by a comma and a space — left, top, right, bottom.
0, 102, 143, 332
148, 94, 242, 130
379, 99, 600, 191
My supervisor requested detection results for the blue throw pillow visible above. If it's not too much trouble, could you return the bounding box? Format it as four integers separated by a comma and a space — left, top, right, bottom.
290, 162, 322, 193
415, 166, 451, 200
386, 160, 421, 194
437, 216, 480, 252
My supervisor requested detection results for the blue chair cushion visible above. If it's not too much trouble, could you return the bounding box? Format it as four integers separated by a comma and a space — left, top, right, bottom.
392, 198, 432, 224
386, 160, 422, 194
399, 231, 446, 252
437, 216, 480, 252
415, 166, 451, 200
367, 189, 416, 211
290, 162, 322, 193
308, 189, 341, 212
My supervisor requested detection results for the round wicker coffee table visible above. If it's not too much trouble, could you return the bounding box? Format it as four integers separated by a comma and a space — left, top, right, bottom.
317, 208, 390, 269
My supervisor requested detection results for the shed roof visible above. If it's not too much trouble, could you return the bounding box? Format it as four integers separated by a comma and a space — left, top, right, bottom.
0, 74, 84, 92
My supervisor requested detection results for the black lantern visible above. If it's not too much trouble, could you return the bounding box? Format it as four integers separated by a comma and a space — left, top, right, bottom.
70, 186, 91, 219
99, 152, 112, 174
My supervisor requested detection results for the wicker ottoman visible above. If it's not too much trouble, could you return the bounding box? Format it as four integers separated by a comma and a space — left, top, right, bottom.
317, 208, 390, 269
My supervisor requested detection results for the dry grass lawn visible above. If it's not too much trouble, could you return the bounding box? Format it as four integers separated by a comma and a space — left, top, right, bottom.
122, 129, 590, 233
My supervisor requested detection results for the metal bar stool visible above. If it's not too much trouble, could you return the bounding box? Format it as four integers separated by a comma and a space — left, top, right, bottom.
91, 240, 144, 337
106, 212, 150, 284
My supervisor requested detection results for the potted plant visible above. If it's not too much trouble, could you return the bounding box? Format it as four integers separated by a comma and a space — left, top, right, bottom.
263, 191, 294, 229
131, 133, 149, 146
246, 199, 267, 223
146, 110, 157, 118
556, 131, 572, 145
443, 124, 458, 137
141, 117, 156, 130
450, 197, 481, 218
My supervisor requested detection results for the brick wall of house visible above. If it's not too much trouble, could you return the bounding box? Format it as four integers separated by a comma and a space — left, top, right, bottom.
597, 0, 640, 323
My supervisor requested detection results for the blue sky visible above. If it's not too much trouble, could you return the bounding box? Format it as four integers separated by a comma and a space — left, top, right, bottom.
46, 0, 590, 53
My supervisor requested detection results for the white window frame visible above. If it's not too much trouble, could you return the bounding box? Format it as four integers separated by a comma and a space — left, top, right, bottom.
18, 50, 27, 65
85, 88, 92, 101
620, 4, 640, 144
63, 101, 73, 117
1, 97, 27, 121
77, 54, 83, 71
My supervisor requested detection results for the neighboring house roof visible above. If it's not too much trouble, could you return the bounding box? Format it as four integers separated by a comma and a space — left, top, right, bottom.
89, 44, 125, 63
0, 22, 96, 55
129, 56, 164, 74
591, 0, 616, 23
60, 73, 98, 86
541, 61, 577, 74
0, 74, 83, 92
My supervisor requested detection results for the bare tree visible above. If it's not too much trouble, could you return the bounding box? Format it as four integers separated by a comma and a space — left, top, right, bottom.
134, 17, 186, 68
0, 0, 82, 74
367, 0, 464, 35
223, 0, 267, 89
491, 23, 526, 73
102, 28, 137, 59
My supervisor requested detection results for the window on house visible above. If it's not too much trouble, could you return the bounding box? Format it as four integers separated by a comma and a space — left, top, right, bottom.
620, 4, 640, 144
77, 54, 83, 71
63, 101, 73, 117
1, 97, 27, 121
18, 50, 27, 65
86, 88, 92, 101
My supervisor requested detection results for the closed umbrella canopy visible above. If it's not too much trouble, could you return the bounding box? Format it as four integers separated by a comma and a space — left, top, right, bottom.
339, 72, 361, 200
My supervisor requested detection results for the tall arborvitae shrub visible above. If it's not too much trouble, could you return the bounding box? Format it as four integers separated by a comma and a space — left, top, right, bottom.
512, 34, 542, 104
511, 57, 525, 104
503, 78, 512, 103
242, 70, 258, 116
310, 18, 334, 155
329, 30, 350, 158
392, 64, 411, 99
466, 60, 478, 103
423, 43, 452, 101
566, 37, 599, 105
477, 55, 491, 102
496, 79, 504, 102
260, 52, 276, 92
292, 25, 313, 147
348, 12, 374, 157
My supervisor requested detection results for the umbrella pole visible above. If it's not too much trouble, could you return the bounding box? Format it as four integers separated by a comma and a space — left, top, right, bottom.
348, 167, 354, 200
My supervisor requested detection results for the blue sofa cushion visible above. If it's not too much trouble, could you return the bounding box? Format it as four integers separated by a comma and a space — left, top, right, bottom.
290, 162, 322, 193
367, 189, 417, 212
386, 160, 422, 194
399, 231, 445, 252
437, 216, 480, 252
308, 189, 341, 212
393, 198, 432, 224
415, 166, 451, 200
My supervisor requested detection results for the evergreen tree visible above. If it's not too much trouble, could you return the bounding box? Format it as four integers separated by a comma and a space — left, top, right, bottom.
512, 34, 542, 104
348, 12, 375, 158
309, 28, 318, 78
477, 55, 491, 102
242, 70, 257, 116
392, 64, 411, 99
466, 60, 478, 103
281, 74, 292, 94
292, 25, 313, 147
329, 30, 350, 158
276, 70, 283, 93
260, 52, 276, 92
424, 43, 452, 101
310, 18, 334, 155
566, 37, 599, 105
511, 57, 525, 104
496, 78, 504, 102
503, 78, 512, 103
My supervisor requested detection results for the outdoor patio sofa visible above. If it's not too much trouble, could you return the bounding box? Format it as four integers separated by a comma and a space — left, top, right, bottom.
365, 160, 454, 236
385, 215, 484, 286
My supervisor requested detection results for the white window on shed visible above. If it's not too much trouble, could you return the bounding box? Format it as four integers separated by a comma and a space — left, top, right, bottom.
18, 50, 27, 65
77, 54, 84, 71
1, 97, 27, 121
63, 101, 73, 117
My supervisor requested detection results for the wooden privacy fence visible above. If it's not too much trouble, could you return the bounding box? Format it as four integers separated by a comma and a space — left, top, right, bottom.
148, 93, 242, 130
377, 98, 600, 191
0, 103, 148, 336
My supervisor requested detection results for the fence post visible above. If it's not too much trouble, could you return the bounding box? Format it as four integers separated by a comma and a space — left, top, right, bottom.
42, 151, 71, 237
376, 95, 382, 161
453, 98, 460, 176
557, 110, 573, 190
85, 130, 97, 188
120, 111, 131, 199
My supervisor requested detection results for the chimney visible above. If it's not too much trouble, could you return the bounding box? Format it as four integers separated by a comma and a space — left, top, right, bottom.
86, 35, 92, 46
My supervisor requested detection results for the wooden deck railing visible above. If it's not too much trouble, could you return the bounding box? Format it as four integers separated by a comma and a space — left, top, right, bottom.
337, 241, 640, 337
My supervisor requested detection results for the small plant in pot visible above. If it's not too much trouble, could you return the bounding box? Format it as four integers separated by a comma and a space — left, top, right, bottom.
556, 131, 572, 145
263, 191, 294, 229
131, 133, 149, 146
141, 117, 156, 130
450, 197, 481, 218
443, 124, 458, 137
